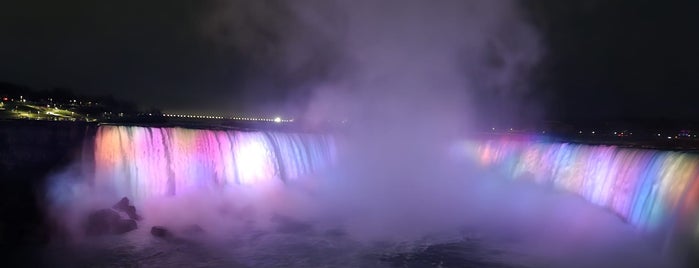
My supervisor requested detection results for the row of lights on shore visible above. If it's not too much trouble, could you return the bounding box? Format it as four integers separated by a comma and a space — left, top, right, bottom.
163, 114, 293, 123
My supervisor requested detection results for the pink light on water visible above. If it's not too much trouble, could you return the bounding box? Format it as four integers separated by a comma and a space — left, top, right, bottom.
466, 138, 699, 238
91, 125, 335, 201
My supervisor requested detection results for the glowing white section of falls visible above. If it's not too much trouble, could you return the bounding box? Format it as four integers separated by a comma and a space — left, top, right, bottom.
92, 125, 335, 200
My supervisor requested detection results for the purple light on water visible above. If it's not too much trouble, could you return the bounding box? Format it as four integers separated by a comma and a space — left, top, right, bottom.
466, 138, 699, 237
92, 126, 336, 200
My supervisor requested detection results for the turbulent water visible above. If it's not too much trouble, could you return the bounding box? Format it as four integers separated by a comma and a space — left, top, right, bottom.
43, 126, 685, 267
42, 180, 673, 268
42, 224, 525, 267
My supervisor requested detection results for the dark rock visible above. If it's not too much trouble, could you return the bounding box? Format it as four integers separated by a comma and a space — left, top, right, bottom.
182, 224, 205, 235
124, 205, 142, 221
113, 219, 138, 234
112, 197, 130, 211
85, 206, 140, 235
85, 209, 120, 236
151, 226, 170, 238
112, 197, 142, 221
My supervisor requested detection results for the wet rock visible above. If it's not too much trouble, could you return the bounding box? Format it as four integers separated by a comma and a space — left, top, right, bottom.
182, 224, 205, 235
151, 226, 171, 238
124, 205, 142, 221
85, 209, 120, 236
112, 197, 130, 211
85, 197, 142, 235
112, 197, 142, 220
113, 219, 138, 234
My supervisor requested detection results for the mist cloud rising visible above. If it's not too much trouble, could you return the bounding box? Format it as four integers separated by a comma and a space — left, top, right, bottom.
203, 0, 542, 126
202, 1, 547, 239
199, 0, 561, 244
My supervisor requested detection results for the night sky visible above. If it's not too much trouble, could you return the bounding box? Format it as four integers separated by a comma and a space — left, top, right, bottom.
527, 0, 699, 121
1, 0, 698, 121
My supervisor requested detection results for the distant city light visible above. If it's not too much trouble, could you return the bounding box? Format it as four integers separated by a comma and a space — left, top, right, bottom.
162, 114, 293, 123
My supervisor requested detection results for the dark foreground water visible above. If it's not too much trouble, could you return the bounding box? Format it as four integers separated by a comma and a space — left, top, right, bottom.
34, 182, 679, 268
42, 229, 523, 267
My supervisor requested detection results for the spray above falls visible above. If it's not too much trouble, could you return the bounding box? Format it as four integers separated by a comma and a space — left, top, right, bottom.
204, 0, 543, 129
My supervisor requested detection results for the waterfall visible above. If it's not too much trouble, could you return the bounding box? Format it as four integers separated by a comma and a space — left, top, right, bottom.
467, 138, 699, 247
83, 125, 699, 255
91, 125, 336, 200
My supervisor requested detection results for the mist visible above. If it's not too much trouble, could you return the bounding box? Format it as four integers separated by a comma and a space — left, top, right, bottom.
43, 1, 678, 267
201, 0, 674, 266
203, 0, 545, 237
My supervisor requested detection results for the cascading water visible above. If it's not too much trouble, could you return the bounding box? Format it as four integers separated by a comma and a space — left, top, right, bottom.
91, 125, 336, 200
467, 138, 699, 247
45, 126, 684, 267
72, 126, 699, 245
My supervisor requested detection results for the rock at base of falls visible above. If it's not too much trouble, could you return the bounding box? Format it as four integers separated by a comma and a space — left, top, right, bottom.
114, 219, 138, 234
85, 197, 141, 236
85, 209, 120, 236
150, 226, 171, 238
182, 224, 205, 235
112, 197, 142, 221
85, 209, 138, 236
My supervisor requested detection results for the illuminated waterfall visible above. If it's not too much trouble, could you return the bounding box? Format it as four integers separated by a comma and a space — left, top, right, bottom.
89, 125, 699, 244
92, 125, 336, 200
468, 138, 699, 238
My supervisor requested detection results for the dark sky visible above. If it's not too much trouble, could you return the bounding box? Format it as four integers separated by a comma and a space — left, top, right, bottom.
1, 0, 698, 120
527, 0, 699, 121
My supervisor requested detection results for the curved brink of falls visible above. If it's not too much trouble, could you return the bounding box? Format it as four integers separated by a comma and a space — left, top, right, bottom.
467, 138, 699, 250
91, 125, 336, 200
88, 125, 699, 254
